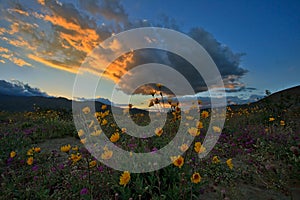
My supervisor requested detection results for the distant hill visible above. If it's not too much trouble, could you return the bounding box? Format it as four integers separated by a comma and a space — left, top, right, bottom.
0, 85, 299, 115
230, 85, 300, 117
0, 94, 149, 118
258, 85, 300, 105
0, 95, 72, 112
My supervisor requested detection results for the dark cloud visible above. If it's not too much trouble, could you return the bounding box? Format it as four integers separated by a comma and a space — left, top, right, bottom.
0, 80, 49, 97
115, 42, 247, 95
188, 28, 247, 77
79, 0, 129, 25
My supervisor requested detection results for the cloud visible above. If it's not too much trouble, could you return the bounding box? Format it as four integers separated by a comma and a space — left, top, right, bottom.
0, 0, 250, 96
28, 54, 79, 74
188, 28, 247, 77
37, 0, 45, 6
0, 46, 9, 53
78, 0, 129, 25
11, 57, 32, 67
7, 8, 29, 17
0, 79, 49, 97
0, 46, 31, 67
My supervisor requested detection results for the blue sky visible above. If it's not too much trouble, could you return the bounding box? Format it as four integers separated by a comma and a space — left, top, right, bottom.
123, 0, 300, 92
0, 0, 299, 105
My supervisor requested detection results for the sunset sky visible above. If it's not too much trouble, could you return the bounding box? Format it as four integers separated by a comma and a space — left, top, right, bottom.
0, 0, 299, 105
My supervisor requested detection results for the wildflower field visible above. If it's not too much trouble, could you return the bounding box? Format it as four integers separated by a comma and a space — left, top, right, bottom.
0, 89, 299, 199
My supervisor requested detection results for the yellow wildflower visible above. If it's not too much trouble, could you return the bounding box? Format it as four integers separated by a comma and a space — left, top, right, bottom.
171, 155, 184, 168
89, 160, 97, 168
80, 138, 86, 144
82, 106, 90, 114
27, 148, 34, 156
201, 111, 209, 119
191, 172, 201, 184
188, 127, 200, 136
155, 127, 163, 137
101, 119, 108, 126
119, 171, 131, 186
121, 128, 127, 133
27, 157, 34, 165
226, 158, 233, 169
196, 121, 203, 129
194, 142, 206, 154
101, 150, 113, 160
101, 104, 107, 110
180, 143, 189, 152
10, 151, 16, 158
280, 120, 285, 126
110, 132, 120, 143
78, 129, 85, 137
61, 144, 71, 153
72, 146, 79, 151
212, 156, 220, 164
269, 117, 275, 122
70, 153, 82, 163
34, 147, 41, 153
212, 126, 221, 133
110, 123, 116, 127
91, 129, 102, 136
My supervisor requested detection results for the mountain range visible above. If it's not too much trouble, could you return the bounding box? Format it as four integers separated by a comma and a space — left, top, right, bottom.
0, 79, 299, 113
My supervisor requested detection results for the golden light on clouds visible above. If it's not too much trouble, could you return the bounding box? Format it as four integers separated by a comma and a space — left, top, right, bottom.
104, 51, 134, 82
8, 37, 36, 51
0, 53, 12, 59
37, 0, 45, 6
28, 54, 79, 74
44, 14, 100, 53
7, 8, 29, 17
8, 23, 19, 35
0, 52, 31, 67
0, 46, 9, 53
11, 57, 32, 67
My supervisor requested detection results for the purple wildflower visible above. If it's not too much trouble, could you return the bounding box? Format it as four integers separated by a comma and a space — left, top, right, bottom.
80, 188, 89, 195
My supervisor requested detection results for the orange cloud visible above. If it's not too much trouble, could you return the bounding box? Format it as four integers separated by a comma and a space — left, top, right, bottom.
59, 32, 97, 53
0, 28, 6, 35
0, 1, 135, 85
11, 57, 32, 67
9, 23, 19, 34
8, 37, 36, 51
226, 84, 235, 89
28, 54, 80, 74
7, 8, 29, 17
37, 0, 45, 6
0, 46, 9, 53
105, 51, 134, 82
82, 49, 134, 83
44, 14, 100, 53
0, 53, 13, 59
0, 53, 31, 67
